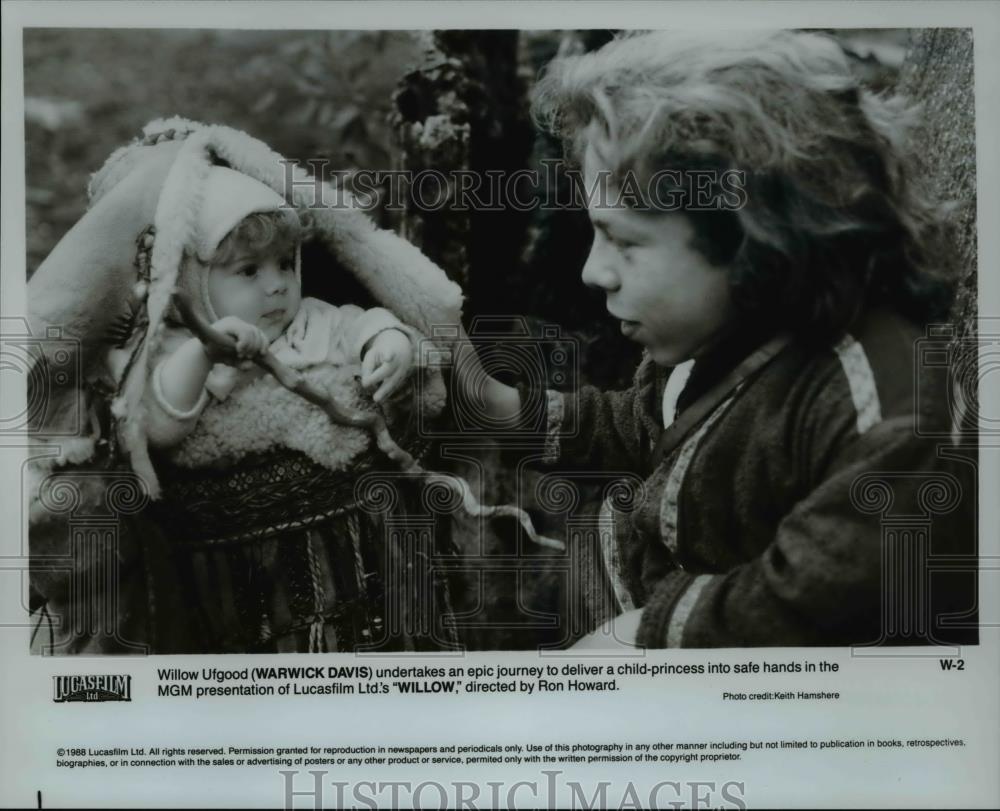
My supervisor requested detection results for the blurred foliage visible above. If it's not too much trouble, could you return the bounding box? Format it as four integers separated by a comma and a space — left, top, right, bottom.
24, 28, 423, 275
26, 26, 910, 376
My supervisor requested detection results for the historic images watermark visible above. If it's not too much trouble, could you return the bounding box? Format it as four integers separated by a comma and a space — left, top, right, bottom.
0, 317, 82, 437
11, 317, 986, 654
417, 317, 579, 440
280, 159, 748, 214
843, 320, 997, 657
279, 770, 747, 810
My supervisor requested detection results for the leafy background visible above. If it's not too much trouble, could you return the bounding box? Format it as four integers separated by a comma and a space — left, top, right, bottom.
22, 27, 919, 649
24, 29, 424, 275
25, 28, 909, 391
25, 27, 907, 272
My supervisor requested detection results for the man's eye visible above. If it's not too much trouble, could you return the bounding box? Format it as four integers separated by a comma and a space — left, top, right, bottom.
597, 229, 632, 251
239, 264, 258, 277
280, 257, 295, 272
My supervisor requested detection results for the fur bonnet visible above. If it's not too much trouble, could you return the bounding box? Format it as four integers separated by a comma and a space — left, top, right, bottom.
28, 117, 464, 499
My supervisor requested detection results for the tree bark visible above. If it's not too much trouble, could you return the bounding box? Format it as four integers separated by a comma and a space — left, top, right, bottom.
392, 30, 534, 312
898, 28, 977, 336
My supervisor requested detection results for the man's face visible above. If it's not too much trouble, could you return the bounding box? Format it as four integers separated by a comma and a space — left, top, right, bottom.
207, 245, 301, 342
581, 147, 736, 366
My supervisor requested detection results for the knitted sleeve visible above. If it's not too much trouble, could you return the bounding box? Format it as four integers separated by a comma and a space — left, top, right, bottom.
513, 381, 656, 471
635, 317, 978, 649
636, 413, 969, 648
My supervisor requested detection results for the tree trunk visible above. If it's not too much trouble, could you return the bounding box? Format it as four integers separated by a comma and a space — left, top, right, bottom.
898, 28, 977, 335
392, 30, 534, 313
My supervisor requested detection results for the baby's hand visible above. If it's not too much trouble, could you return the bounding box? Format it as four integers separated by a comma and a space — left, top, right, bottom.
207, 316, 269, 365
361, 329, 414, 403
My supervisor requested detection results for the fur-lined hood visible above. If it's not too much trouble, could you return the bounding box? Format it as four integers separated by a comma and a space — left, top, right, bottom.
28, 117, 464, 498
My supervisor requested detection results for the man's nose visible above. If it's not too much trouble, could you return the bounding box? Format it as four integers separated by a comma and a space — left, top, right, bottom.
581, 245, 620, 292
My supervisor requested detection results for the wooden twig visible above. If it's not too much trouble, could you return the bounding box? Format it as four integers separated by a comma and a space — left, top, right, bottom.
171, 289, 562, 550
172, 289, 414, 467
425, 472, 565, 550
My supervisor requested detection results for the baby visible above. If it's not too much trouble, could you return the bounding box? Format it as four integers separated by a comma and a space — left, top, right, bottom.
145, 166, 415, 450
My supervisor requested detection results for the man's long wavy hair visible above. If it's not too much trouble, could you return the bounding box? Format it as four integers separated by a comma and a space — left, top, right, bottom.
531, 30, 955, 341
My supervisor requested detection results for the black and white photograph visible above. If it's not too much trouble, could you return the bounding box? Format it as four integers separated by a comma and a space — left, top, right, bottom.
21, 25, 980, 655
2, 2, 998, 809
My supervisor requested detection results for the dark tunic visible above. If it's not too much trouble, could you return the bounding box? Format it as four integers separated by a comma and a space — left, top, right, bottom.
523, 308, 977, 648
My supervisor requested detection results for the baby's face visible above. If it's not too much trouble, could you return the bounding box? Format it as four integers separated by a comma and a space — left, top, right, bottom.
207, 244, 301, 342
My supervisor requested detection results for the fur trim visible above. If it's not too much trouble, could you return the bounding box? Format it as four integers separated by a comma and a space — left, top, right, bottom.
26, 435, 100, 527
142, 116, 203, 138
197, 125, 464, 334
116, 131, 215, 496
38, 118, 464, 502
131, 124, 460, 488
31, 436, 98, 470
167, 366, 446, 472
87, 117, 200, 205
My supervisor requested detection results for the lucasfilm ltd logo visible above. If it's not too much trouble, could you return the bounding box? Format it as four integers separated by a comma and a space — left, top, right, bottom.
53, 675, 132, 703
